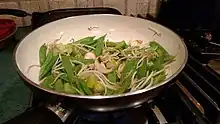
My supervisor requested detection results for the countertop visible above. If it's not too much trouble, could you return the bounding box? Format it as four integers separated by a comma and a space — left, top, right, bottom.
0, 27, 32, 124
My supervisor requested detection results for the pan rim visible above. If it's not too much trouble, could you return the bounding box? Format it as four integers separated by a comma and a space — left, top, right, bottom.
13, 14, 188, 99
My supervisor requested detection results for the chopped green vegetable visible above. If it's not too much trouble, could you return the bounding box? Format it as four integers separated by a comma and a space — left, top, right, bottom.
71, 56, 94, 65
86, 74, 97, 88
121, 59, 137, 81
79, 79, 93, 95
91, 34, 107, 47
94, 41, 104, 56
75, 65, 82, 74
54, 79, 64, 92
36, 35, 175, 96
93, 82, 104, 93
154, 72, 166, 84
61, 56, 75, 83
39, 43, 47, 66
115, 41, 128, 50
64, 83, 77, 94
39, 51, 58, 80
106, 41, 117, 47
137, 58, 148, 78
107, 71, 117, 83
114, 71, 134, 94
40, 75, 54, 89
149, 41, 168, 56
60, 74, 69, 82
73, 76, 85, 95
75, 36, 96, 45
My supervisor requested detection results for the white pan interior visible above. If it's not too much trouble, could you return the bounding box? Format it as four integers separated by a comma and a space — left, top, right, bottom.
15, 14, 187, 94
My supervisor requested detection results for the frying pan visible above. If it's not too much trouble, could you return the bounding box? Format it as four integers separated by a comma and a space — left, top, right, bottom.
0, 8, 188, 124
13, 14, 188, 112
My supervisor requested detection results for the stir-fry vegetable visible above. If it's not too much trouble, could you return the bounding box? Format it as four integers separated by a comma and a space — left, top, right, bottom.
34, 34, 175, 96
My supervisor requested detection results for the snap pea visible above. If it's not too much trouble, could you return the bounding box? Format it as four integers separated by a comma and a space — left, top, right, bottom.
40, 75, 54, 89
107, 71, 117, 83
54, 79, 64, 92
72, 46, 86, 56
70, 56, 94, 65
75, 65, 82, 74
106, 41, 117, 47
115, 41, 128, 50
64, 83, 77, 94
137, 58, 148, 79
75, 36, 96, 45
39, 43, 47, 66
149, 41, 169, 61
154, 72, 166, 84
73, 76, 85, 95
114, 71, 134, 94
59, 73, 69, 82
61, 56, 75, 83
39, 51, 58, 80
121, 59, 137, 81
91, 34, 106, 47
150, 57, 164, 71
94, 41, 104, 56
93, 34, 106, 56
79, 79, 93, 95
164, 55, 175, 64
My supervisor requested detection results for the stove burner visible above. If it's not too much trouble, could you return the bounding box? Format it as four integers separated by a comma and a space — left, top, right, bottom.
80, 111, 126, 123
68, 106, 151, 124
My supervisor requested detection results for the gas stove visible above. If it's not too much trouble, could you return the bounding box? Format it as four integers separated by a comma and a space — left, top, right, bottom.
4, 7, 220, 124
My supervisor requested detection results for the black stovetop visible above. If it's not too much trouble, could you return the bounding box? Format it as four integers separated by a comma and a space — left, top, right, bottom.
20, 8, 220, 124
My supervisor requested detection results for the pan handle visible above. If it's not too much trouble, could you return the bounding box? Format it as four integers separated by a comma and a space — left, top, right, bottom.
0, 9, 31, 17
3, 107, 64, 124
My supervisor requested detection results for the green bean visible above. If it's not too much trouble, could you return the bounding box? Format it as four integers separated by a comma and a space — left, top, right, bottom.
39, 51, 58, 80
39, 43, 47, 66
64, 83, 77, 94
75, 36, 96, 45
54, 79, 64, 92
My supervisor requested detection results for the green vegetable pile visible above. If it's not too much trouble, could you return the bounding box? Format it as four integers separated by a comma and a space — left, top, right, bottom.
37, 34, 175, 96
